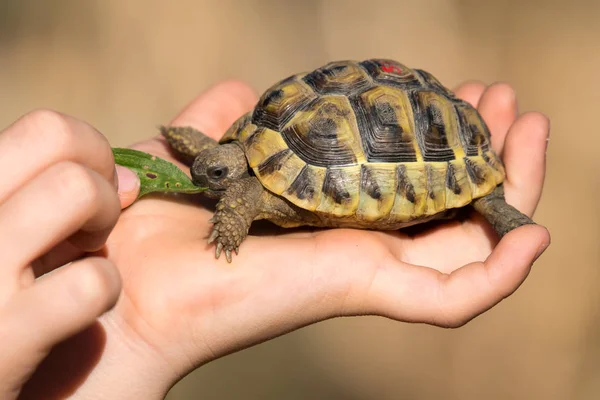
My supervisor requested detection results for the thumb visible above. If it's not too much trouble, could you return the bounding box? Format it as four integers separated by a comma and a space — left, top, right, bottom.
115, 165, 140, 209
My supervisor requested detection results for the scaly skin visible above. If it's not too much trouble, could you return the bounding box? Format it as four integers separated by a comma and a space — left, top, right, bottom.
207, 176, 264, 262
161, 126, 218, 164
472, 184, 535, 237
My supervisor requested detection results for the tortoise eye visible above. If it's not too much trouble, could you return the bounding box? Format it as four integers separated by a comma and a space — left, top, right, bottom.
207, 166, 229, 180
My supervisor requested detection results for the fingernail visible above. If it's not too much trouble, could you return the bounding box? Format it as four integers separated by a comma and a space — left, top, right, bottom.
115, 165, 140, 197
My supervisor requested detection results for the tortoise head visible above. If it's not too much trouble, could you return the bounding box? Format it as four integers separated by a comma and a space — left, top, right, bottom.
191, 143, 249, 197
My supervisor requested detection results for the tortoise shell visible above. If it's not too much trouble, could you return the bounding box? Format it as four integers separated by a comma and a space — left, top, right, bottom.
220, 59, 505, 225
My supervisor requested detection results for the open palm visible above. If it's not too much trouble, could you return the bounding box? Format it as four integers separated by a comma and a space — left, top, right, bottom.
101, 80, 550, 380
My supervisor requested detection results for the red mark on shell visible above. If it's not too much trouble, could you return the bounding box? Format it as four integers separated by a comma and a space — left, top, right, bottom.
382, 64, 403, 74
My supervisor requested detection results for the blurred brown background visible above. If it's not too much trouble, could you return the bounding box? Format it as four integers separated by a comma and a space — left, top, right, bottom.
1, 0, 598, 399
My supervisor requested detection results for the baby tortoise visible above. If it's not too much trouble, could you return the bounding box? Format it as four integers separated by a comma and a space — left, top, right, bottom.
162, 59, 534, 262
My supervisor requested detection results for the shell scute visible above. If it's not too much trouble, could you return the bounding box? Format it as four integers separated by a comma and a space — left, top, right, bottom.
285, 165, 326, 211
302, 60, 372, 95
280, 96, 366, 167
351, 85, 421, 163
251, 76, 318, 132
390, 163, 428, 221
359, 59, 421, 89
356, 163, 397, 222
411, 90, 464, 162
316, 166, 361, 217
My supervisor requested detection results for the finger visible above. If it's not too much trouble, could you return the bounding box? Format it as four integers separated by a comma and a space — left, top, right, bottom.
0, 109, 117, 204
0, 258, 120, 376
476, 82, 518, 155
454, 81, 486, 107
0, 161, 120, 282
115, 165, 140, 209
169, 80, 259, 140
501, 112, 550, 216
31, 241, 84, 278
367, 225, 550, 327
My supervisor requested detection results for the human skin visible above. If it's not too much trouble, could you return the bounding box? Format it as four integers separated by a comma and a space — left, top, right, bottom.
0, 110, 123, 399
2, 80, 550, 399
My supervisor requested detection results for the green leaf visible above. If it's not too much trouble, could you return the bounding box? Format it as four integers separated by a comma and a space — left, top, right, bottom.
112, 148, 206, 199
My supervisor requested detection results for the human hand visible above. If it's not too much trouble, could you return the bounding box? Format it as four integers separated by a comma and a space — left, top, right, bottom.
0, 111, 122, 399
21, 80, 550, 399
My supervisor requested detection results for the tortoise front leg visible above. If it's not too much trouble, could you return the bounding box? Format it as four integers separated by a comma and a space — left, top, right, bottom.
160, 126, 218, 165
472, 184, 535, 238
208, 176, 265, 262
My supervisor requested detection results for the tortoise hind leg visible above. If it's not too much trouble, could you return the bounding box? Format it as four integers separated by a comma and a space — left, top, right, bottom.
160, 126, 218, 165
472, 184, 535, 238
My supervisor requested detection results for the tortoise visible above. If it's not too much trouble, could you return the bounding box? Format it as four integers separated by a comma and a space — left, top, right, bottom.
162, 59, 534, 262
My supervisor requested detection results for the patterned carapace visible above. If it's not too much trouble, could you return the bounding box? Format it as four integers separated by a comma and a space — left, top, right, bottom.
221, 59, 504, 222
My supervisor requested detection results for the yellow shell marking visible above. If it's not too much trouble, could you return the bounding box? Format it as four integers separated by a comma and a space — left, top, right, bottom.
243, 128, 307, 195
220, 112, 254, 143
244, 128, 288, 168
389, 163, 425, 221
424, 163, 448, 215
465, 155, 502, 198
282, 96, 367, 166
484, 151, 506, 183
414, 91, 466, 161
359, 86, 423, 162
316, 165, 361, 217
285, 165, 327, 211
356, 163, 397, 222
445, 159, 473, 209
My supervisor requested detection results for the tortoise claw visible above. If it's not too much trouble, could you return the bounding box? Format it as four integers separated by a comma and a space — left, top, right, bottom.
234, 247, 239, 255
215, 242, 223, 259
208, 228, 219, 244
225, 250, 232, 263
208, 215, 216, 223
